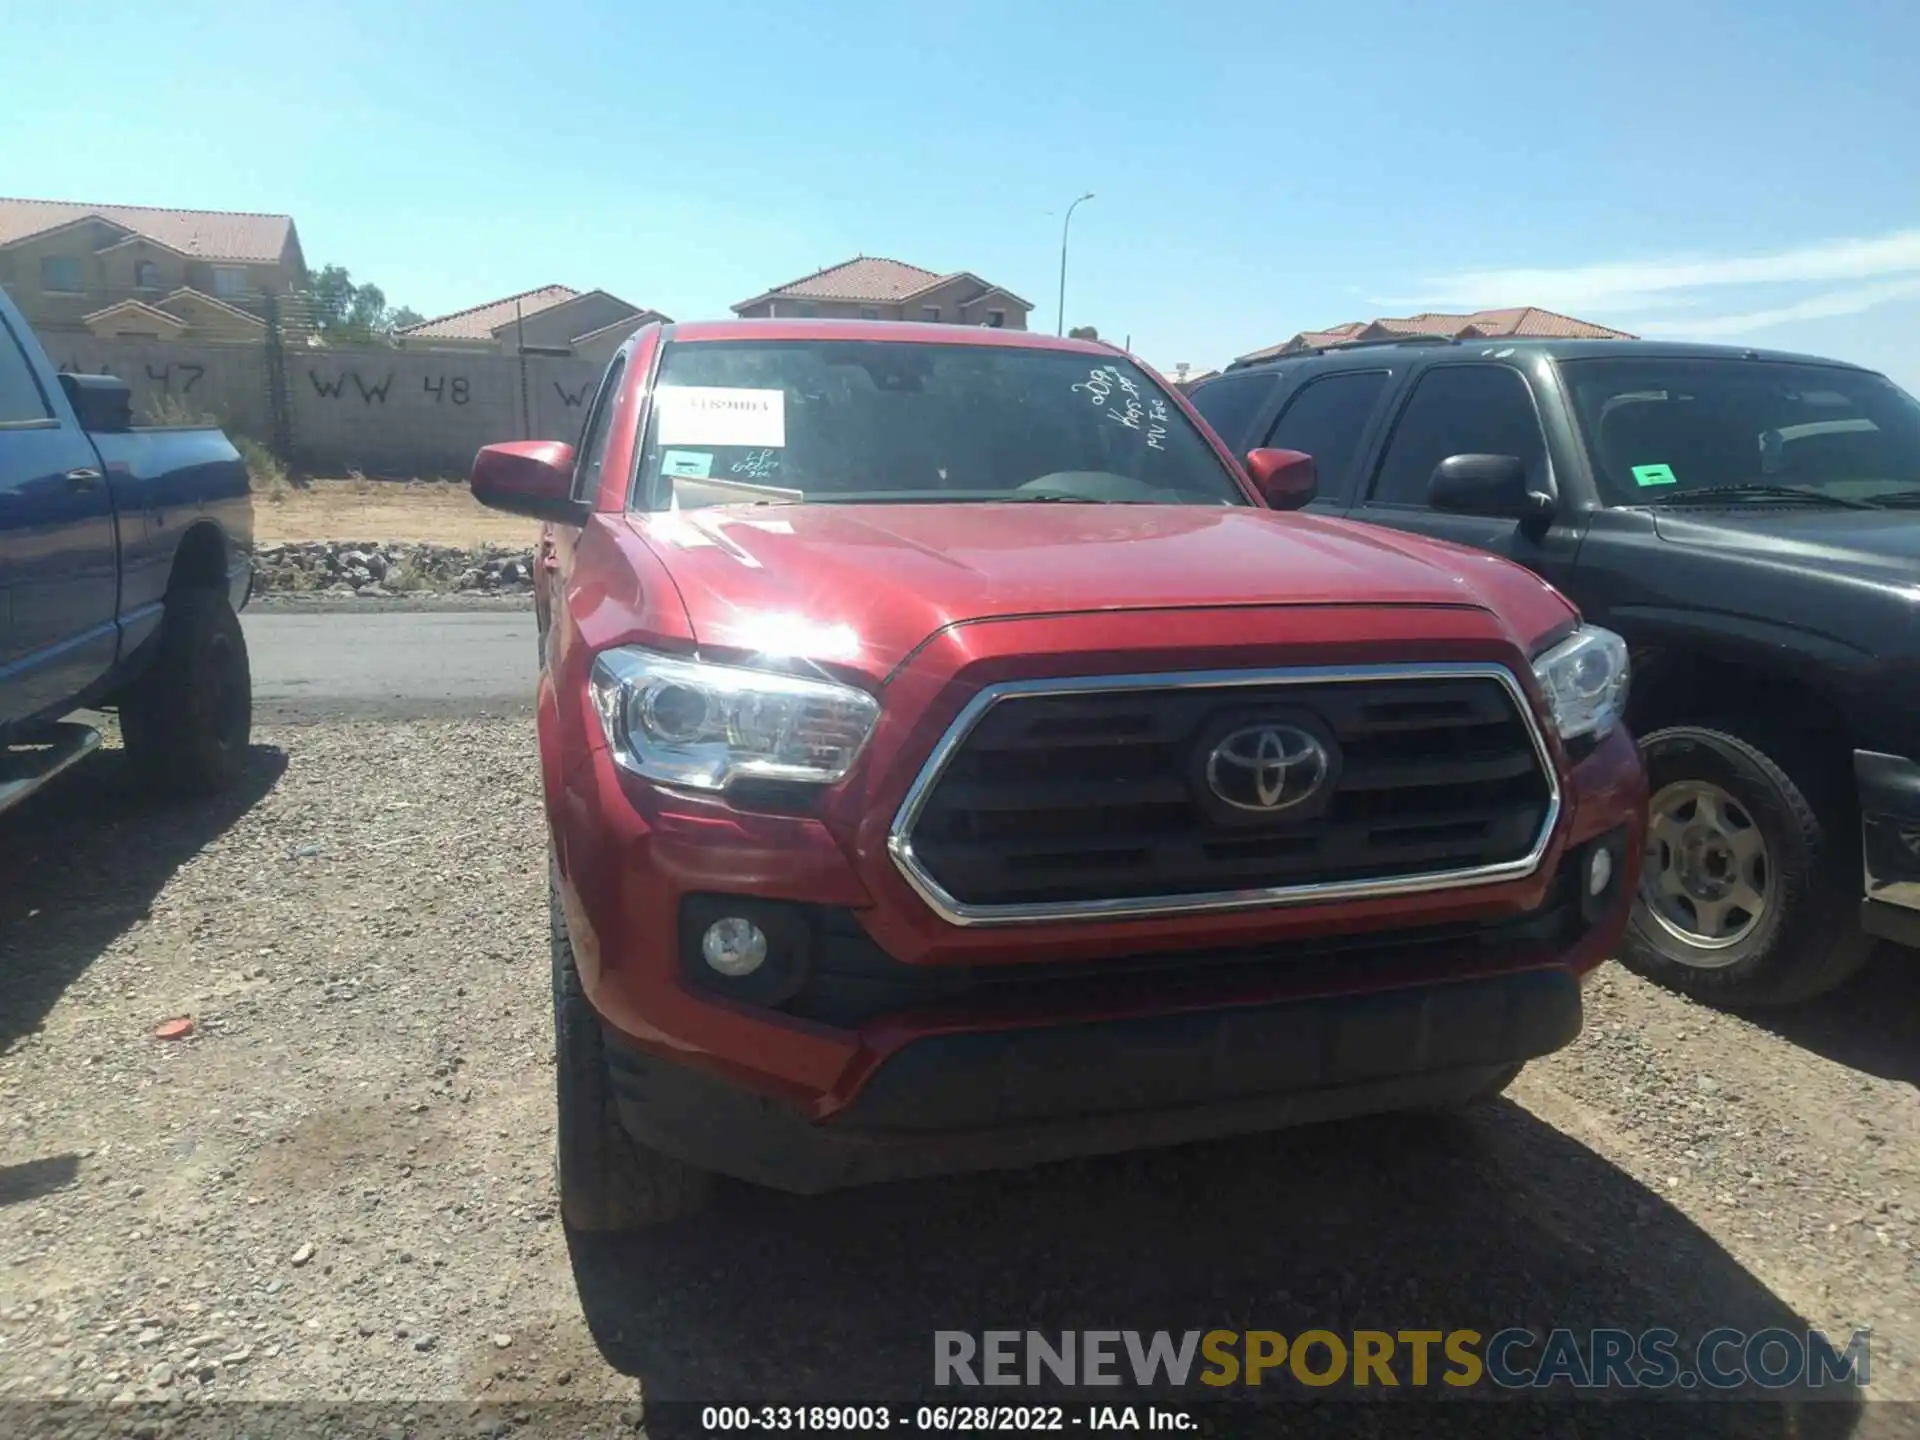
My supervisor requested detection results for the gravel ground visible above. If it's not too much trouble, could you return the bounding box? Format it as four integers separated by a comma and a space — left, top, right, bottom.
4, 721, 1919, 1437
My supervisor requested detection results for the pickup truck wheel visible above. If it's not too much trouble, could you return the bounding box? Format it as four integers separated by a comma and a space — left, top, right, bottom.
1620, 725, 1874, 1007
550, 868, 711, 1231
119, 587, 252, 795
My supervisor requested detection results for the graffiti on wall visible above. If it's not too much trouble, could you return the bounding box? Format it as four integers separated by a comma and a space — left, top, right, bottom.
54, 358, 206, 392
306, 369, 487, 406
145, 361, 206, 393
308, 369, 396, 405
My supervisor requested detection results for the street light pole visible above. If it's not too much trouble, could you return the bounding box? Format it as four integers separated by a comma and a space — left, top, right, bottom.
1056, 191, 1095, 336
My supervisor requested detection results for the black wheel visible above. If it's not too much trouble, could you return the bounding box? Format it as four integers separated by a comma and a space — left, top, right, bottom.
119, 587, 252, 795
1620, 724, 1874, 1007
551, 867, 711, 1231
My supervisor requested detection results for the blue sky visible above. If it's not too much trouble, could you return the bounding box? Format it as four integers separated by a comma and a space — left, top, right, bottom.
7, 0, 1919, 388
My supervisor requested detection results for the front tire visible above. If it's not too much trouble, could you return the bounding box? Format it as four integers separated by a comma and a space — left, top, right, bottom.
120, 587, 252, 795
551, 868, 711, 1231
1620, 724, 1874, 1007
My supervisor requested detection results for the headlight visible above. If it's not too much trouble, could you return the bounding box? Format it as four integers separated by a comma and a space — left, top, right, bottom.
588, 647, 880, 790
1530, 625, 1630, 742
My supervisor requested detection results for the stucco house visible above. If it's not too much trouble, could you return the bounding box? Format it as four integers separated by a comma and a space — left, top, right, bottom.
0, 197, 305, 339
396, 285, 670, 363
732, 256, 1033, 328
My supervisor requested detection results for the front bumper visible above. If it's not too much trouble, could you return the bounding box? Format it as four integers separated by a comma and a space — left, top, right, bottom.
605, 966, 1582, 1194
1858, 749, 1920, 948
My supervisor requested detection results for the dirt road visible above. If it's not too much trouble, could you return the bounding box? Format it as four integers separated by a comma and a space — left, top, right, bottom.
254, 480, 535, 549
3, 720, 1917, 1436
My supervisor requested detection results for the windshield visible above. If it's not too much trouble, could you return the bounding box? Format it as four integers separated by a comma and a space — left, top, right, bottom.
633, 338, 1247, 510
1562, 356, 1920, 506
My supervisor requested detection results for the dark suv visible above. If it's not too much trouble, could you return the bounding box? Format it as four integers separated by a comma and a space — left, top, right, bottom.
1191, 336, 1920, 1008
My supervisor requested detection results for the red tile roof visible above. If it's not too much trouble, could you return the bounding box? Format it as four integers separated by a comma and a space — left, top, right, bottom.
738, 256, 946, 307
0, 197, 297, 263
1239, 306, 1633, 362
733, 256, 1035, 313
397, 285, 583, 340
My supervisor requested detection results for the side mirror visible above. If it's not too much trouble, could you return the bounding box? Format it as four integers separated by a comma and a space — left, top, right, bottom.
1429, 453, 1554, 521
59, 372, 132, 433
1244, 448, 1317, 510
471, 441, 586, 524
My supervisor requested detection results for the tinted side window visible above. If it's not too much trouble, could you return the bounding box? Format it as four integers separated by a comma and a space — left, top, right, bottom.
1188, 373, 1277, 451
571, 355, 627, 502
1264, 370, 1392, 498
1367, 365, 1546, 507
0, 315, 53, 427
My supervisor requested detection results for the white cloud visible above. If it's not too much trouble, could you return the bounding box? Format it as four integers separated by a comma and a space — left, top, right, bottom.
1632, 276, 1920, 337
1407, 228, 1920, 314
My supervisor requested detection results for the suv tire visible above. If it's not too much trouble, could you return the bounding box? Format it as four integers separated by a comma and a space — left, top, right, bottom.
120, 587, 252, 796
551, 867, 711, 1230
1620, 724, 1875, 1007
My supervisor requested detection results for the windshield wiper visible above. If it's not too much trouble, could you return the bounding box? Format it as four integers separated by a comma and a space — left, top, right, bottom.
1862, 488, 1920, 508
1642, 483, 1884, 511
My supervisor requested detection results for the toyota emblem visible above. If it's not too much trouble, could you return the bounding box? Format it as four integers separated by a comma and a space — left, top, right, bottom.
1205, 723, 1331, 813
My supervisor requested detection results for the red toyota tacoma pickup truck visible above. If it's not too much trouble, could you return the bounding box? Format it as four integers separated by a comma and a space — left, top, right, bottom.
470, 320, 1647, 1230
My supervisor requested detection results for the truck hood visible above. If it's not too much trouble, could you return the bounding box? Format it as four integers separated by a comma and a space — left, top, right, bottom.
1652, 507, 1920, 585
628, 503, 1559, 680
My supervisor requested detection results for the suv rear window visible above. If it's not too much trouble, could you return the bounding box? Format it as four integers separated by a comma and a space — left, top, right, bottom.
636, 340, 1246, 510
1264, 370, 1391, 497
1367, 365, 1547, 507
1188, 373, 1276, 452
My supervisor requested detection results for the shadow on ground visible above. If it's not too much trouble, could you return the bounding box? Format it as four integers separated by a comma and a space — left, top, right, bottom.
0, 1152, 81, 1207
572, 1104, 1863, 1438
1747, 944, 1920, 1086
0, 743, 287, 1049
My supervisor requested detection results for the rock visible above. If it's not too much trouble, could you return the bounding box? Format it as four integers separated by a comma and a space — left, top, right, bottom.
290, 1242, 315, 1267
492, 1333, 512, 1349
413, 1333, 438, 1353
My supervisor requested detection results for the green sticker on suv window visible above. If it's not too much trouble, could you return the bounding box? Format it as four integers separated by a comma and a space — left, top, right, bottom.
1631, 463, 1678, 487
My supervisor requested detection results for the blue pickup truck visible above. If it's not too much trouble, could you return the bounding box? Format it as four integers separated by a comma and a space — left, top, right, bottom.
1, 285, 254, 813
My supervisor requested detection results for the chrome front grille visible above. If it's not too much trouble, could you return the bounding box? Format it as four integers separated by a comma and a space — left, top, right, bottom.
888, 665, 1560, 926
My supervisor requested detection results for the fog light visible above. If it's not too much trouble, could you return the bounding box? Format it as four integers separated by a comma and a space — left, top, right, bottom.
701, 917, 768, 977
1588, 845, 1614, 897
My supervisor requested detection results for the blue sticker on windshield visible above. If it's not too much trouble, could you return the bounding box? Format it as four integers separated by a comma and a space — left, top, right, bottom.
1631, 463, 1678, 487
662, 450, 713, 479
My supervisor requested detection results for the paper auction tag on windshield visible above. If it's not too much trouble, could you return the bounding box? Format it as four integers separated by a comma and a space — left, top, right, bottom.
654, 387, 786, 448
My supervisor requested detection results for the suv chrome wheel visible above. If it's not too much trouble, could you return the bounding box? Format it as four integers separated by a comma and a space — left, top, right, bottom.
1640, 779, 1770, 961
